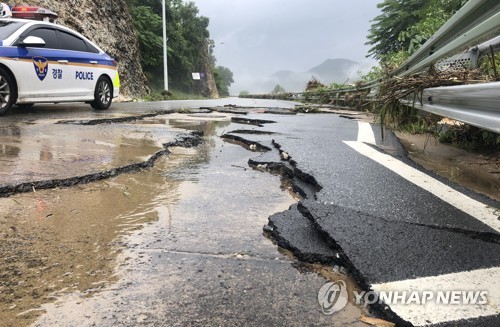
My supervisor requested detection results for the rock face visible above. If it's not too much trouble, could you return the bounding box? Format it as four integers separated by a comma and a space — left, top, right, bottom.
21, 0, 149, 97
204, 61, 219, 99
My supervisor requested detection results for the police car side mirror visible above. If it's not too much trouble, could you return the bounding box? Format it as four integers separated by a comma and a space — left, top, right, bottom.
20, 36, 46, 47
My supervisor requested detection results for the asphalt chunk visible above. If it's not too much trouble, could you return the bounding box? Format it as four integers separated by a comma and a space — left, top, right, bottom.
221, 134, 272, 152
229, 129, 277, 135
231, 117, 277, 127
267, 204, 338, 264
300, 201, 500, 286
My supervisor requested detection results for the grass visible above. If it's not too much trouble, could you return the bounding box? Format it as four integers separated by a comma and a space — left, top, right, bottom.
438, 125, 500, 152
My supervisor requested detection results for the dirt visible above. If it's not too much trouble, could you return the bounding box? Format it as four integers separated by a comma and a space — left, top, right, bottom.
396, 132, 500, 202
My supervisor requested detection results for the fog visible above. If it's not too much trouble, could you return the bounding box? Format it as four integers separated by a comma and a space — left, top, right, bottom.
191, 0, 381, 94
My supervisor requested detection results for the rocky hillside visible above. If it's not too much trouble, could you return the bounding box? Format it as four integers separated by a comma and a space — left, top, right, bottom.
16, 0, 149, 97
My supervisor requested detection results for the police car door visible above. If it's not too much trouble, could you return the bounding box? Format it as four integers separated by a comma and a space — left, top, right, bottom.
13, 27, 62, 101
54, 29, 96, 100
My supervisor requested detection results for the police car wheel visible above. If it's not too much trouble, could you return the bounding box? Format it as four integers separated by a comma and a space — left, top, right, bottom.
91, 76, 112, 110
0, 67, 15, 115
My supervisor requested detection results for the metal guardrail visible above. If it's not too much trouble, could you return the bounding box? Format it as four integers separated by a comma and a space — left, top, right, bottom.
391, 0, 500, 133
404, 82, 500, 133
241, 2, 500, 133
394, 0, 500, 77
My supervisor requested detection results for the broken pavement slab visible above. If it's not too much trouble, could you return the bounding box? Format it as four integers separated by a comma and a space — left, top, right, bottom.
231, 117, 277, 127
267, 204, 338, 264
210, 105, 297, 115
246, 113, 500, 325
300, 202, 500, 286
220, 134, 272, 152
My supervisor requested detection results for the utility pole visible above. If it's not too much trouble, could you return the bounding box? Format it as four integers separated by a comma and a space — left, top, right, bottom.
162, 0, 169, 91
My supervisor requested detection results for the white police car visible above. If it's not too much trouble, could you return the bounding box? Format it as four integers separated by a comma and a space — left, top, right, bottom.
0, 17, 120, 114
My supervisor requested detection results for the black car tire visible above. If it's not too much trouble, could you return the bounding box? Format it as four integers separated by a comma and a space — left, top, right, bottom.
0, 67, 16, 115
90, 76, 112, 110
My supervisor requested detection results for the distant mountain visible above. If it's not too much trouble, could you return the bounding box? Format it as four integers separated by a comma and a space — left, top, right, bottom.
309, 58, 359, 84
270, 58, 360, 92
271, 70, 312, 92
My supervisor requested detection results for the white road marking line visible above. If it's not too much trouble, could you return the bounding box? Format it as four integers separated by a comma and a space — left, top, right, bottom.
372, 267, 500, 326
357, 121, 376, 145
352, 122, 499, 324
344, 140, 500, 233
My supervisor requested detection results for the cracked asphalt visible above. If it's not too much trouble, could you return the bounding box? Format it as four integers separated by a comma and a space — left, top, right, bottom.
0, 100, 368, 327
0, 99, 499, 327
238, 113, 500, 326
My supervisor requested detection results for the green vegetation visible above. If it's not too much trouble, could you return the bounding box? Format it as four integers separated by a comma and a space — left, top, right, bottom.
479, 53, 500, 81
439, 126, 500, 152
213, 66, 234, 97
125, 0, 233, 97
271, 84, 286, 94
362, 0, 499, 151
366, 0, 467, 66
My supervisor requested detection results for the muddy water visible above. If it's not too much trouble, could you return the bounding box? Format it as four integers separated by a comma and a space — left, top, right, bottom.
397, 132, 500, 202
0, 114, 367, 326
0, 120, 180, 185
0, 154, 189, 325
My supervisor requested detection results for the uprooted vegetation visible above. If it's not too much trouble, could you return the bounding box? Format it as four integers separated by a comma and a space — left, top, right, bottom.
376, 66, 483, 123
240, 62, 500, 151
374, 65, 499, 151
290, 65, 499, 151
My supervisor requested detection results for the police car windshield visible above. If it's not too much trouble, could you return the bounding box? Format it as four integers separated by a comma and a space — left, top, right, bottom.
0, 21, 26, 40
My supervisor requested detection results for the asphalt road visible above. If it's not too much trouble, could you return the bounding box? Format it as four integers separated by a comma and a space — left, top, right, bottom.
0, 99, 498, 326
238, 113, 500, 326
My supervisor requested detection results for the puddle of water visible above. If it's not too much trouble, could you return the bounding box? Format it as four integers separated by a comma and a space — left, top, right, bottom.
397, 133, 500, 201
0, 155, 150, 324
0, 145, 203, 325
0, 122, 182, 186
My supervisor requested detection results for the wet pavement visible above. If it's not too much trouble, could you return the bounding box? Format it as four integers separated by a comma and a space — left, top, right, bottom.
0, 99, 499, 326
240, 114, 500, 326
0, 104, 370, 327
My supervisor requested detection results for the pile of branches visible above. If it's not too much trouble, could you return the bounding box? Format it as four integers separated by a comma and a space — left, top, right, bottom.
373, 66, 491, 133
305, 76, 325, 91
377, 66, 486, 106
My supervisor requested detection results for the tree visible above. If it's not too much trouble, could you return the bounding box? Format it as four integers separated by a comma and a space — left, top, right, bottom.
127, 6, 163, 73
213, 66, 234, 96
366, 0, 467, 63
366, 0, 426, 60
125, 0, 212, 92
271, 84, 286, 94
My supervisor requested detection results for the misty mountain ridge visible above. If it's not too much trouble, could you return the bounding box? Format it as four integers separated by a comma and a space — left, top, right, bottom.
271, 58, 360, 92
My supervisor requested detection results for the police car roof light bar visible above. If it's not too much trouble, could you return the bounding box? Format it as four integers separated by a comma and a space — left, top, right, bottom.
10, 5, 58, 23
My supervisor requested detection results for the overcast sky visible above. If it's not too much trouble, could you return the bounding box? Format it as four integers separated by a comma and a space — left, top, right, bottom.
190, 0, 382, 94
